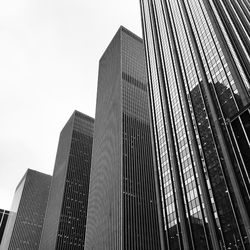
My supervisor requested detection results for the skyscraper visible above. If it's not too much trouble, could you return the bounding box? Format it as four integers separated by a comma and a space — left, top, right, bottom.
0, 169, 51, 250
85, 26, 160, 250
0, 209, 9, 246
39, 111, 94, 250
140, 0, 250, 249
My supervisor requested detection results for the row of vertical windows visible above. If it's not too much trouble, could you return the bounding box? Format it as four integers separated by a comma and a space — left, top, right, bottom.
122, 30, 161, 249
122, 114, 160, 249
122, 72, 147, 91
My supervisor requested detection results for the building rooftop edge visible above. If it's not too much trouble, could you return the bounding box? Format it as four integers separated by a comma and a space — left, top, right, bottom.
74, 110, 94, 121
120, 26, 143, 43
99, 25, 143, 62
15, 168, 51, 192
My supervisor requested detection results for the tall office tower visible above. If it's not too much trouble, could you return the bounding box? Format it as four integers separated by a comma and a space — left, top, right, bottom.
39, 111, 94, 250
0, 169, 51, 250
0, 209, 9, 245
140, 0, 250, 249
85, 26, 160, 250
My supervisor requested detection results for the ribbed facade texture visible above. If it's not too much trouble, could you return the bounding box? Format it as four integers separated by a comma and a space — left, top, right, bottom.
39, 111, 94, 250
85, 26, 160, 250
0, 209, 9, 245
0, 169, 51, 250
229, 105, 250, 173
140, 0, 250, 249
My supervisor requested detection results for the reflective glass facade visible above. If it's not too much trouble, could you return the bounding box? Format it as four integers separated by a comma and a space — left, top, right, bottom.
1, 169, 51, 250
140, 0, 250, 249
39, 111, 94, 250
85, 26, 160, 249
0, 209, 9, 246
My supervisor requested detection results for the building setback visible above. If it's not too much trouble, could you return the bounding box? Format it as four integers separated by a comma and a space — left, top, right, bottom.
0, 209, 9, 246
39, 111, 94, 250
140, 0, 250, 249
0, 169, 51, 250
85, 26, 160, 250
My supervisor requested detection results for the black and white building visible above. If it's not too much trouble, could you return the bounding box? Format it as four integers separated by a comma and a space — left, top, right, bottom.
140, 0, 250, 249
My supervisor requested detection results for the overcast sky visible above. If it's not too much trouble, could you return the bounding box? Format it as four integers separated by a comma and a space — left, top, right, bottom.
0, 0, 142, 209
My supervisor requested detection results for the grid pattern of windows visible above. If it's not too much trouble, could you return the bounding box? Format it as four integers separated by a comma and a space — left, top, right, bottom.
0, 209, 9, 245
140, 0, 250, 249
1, 169, 51, 250
39, 111, 94, 250
122, 28, 160, 249
122, 72, 147, 91
56, 130, 93, 249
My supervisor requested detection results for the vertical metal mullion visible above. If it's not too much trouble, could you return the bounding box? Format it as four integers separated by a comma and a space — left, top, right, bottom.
234, 115, 250, 187
187, 10, 239, 121
145, 0, 172, 247
231, 0, 250, 37
184, 3, 249, 246
147, 5, 183, 246
203, 0, 250, 103
124, 115, 126, 249
181, 0, 250, 243
240, 0, 250, 17
162, 0, 222, 248
211, 0, 250, 83
169, 1, 226, 246
145, 123, 155, 249
183, 2, 248, 248
227, 121, 250, 195
217, 0, 250, 62
125, 116, 129, 249
171, 0, 220, 248
150, 0, 192, 249
131, 117, 135, 250
239, 117, 250, 147
140, 2, 168, 249
138, 121, 144, 249
157, 1, 199, 248
145, 123, 154, 249
0, 211, 3, 227
221, 0, 250, 56
140, 124, 146, 248
126, 117, 130, 250
196, 0, 241, 113
142, 1, 175, 248
135, 119, 139, 249
137, 121, 143, 248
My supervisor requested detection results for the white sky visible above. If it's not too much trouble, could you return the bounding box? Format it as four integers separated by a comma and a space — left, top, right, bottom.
0, 0, 142, 209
